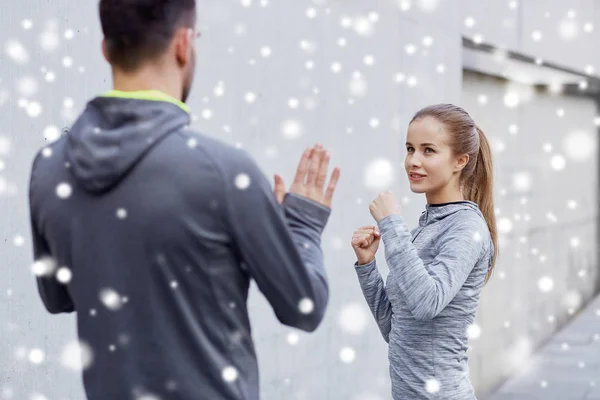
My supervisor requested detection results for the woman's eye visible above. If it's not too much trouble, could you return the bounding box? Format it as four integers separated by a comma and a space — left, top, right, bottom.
425, 147, 434, 153
406, 147, 414, 152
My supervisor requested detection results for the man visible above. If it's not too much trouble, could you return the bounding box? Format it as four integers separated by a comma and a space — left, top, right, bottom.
28, 1, 340, 399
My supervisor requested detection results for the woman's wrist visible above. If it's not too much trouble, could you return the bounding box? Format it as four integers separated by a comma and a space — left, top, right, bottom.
356, 257, 375, 266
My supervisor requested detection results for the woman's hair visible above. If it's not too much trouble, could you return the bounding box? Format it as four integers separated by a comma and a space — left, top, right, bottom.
410, 104, 498, 283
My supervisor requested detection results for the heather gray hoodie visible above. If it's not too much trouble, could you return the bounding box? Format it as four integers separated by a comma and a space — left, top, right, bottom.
354, 201, 494, 400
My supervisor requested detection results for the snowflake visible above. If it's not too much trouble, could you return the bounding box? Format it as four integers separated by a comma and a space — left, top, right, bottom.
222, 366, 238, 382
99, 288, 123, 311
56, 182, 73, 199
234, 174, 251, 190
298, 298, 314, 314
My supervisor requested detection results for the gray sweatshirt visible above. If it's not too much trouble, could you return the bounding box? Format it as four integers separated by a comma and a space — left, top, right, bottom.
354, 201, 494, 400
29, 92, 331, 400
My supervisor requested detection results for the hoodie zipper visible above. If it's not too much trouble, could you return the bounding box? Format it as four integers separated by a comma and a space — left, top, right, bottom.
411, 209, 428, 243
411, 227, 424, 243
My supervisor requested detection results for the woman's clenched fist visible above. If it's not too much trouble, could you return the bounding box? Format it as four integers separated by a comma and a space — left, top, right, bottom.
351, 225, 381, 266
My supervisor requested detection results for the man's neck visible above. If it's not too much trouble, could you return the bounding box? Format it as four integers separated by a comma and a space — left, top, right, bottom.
111, 67, 182, 102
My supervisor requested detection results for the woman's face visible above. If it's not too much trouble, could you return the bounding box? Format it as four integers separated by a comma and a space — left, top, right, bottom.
404, 117, 465, 198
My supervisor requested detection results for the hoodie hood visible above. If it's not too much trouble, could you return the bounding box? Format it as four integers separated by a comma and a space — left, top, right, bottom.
65, 90, 191, 194
418, 200, 484, 227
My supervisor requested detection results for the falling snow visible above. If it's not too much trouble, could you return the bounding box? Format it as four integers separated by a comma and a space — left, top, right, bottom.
13, 235, 25, 246
56, 267, 72, 284
55, 182, 72, 199
467, 324, 482, 340
298, 298, 314, 314
425, 379, 440, 393
99, 288, 124, 311
221, 366, 238, 382
5, 40, 29, 64
339, 347, 356, 363
563, 131, 596, 161
32, 257, 57, 277
234, 173, 251, 190
538, 277, 554, 293
364, 159, 394, 191
550, 154, 566, 171
28, 348, 45, 364
0, 3, 597, 400
60, 340, 94, 371
338, 303, 369, 335
281, 119, 302, 139
116, 208, 128, 219
287, 332, 300, 345
43, 125, 61, 142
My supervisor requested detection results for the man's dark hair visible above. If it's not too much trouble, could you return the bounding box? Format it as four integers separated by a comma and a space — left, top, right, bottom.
99, 0, 196, 71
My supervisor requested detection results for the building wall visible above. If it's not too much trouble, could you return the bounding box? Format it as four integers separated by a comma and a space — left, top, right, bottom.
462, 70, 599, 396
0, 1, 597, 399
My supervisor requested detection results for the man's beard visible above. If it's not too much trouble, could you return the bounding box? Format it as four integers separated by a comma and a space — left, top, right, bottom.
182, 83, 191, 103
181, 55, 196, 103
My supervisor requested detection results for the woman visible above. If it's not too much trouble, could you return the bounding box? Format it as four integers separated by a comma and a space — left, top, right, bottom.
351, 104, 498, 399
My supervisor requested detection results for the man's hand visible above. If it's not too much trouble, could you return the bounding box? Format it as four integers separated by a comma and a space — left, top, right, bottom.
274, 144, 341, 208
369, 191, 402, 223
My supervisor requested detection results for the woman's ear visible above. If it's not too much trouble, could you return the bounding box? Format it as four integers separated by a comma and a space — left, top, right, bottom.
455, 154, 469, 172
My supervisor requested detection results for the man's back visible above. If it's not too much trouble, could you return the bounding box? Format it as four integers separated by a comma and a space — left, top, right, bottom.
29, 93, 332, 400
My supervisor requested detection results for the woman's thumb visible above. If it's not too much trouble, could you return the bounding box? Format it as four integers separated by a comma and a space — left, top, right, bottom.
371, 233, 381, 246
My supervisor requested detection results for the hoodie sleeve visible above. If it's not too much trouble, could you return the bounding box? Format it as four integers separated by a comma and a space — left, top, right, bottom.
354, 259, 392, 343
377, 213, 486, 321
220, 149, 330, 332
29, 155, 75, 314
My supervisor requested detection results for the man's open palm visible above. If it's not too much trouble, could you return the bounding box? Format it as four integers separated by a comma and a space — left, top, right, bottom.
273, 144, 341, 208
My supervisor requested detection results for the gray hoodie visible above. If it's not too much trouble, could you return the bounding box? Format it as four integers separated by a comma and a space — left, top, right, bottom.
354, 201, 494, 400
28, 90, 331, 400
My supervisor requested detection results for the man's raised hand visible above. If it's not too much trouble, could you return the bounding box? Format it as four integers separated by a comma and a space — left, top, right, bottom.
273, 144, 341, 208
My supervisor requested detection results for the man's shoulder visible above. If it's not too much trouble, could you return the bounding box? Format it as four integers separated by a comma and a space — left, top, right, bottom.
178, 130, 260, 175
30, 135, 69, 179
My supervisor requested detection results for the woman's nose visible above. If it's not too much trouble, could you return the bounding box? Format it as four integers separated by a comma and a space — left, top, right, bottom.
409, 155, 423, 168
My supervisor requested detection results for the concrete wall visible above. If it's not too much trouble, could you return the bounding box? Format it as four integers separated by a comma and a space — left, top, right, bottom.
0, 1, 597, 399
461, 71, 599, 396
460, 0, 600, 73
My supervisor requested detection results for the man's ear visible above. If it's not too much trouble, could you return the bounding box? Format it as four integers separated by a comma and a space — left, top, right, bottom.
101, 39, 110, 63
455, 154, 469, 172
174, 28, 194, 66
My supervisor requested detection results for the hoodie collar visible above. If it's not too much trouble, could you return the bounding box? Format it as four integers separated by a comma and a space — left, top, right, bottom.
419, 200, 481, 226
100, 89, 191, 114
